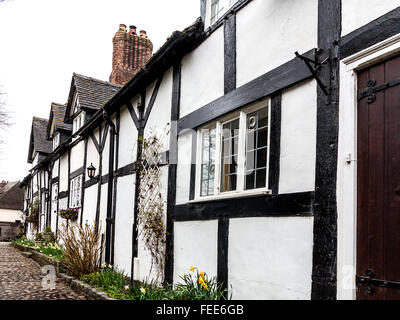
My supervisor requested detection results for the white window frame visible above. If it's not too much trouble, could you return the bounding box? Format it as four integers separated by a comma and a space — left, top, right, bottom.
51, 183, 58, 214
207, 0, 239, 27
194, 98, 271, 202
69, 175, 82, 208
72, 111, 86, 135
53, 132, 60, 151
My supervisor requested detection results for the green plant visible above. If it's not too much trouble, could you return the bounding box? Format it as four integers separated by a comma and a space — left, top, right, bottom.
26, 199, 39, 229
35, 232, 43, 241
59, 208, 79, 221
36, 242, 64, 260
14, 237, 35, 247
81, 266, 230, 301
59, 221, 103, 278
45, 226, 52, 233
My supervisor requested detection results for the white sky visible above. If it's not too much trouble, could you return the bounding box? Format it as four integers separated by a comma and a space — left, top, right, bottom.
0, 0, 199, 181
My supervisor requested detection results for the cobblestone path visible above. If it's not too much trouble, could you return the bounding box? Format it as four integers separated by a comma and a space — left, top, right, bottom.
0, 242, 88, 300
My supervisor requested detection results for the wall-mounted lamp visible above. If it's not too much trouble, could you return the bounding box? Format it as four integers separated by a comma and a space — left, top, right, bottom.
87, 163, 96, 179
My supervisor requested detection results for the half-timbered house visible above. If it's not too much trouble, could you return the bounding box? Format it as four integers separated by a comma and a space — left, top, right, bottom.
20, 0, 400, 300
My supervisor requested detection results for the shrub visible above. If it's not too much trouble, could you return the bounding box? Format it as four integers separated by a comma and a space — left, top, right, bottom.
59, 222, 103, 278
45, 226, 52, 233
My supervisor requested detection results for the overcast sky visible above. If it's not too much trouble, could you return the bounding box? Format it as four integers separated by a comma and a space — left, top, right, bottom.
0, 0, 199, 181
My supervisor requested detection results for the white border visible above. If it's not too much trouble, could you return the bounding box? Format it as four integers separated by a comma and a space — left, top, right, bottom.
337, 33, 400, 300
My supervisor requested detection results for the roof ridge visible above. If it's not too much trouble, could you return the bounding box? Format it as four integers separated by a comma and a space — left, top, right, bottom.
73, 72, 122, 88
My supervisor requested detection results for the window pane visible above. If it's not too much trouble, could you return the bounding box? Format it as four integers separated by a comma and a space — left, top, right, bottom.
258, 108, 269, 128
256, 169, 267, 189
257, 127, 268, 148
245, 107, 269, 190
220, 118, 239, 193
200, 128, 216, 197
257, 147, 268, 168
246, 170, 255, 190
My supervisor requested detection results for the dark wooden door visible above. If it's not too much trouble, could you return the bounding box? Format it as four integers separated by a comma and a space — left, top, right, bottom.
357, 55, 400, 299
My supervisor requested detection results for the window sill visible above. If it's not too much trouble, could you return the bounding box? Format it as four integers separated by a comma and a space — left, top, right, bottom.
189, 189, 272, 204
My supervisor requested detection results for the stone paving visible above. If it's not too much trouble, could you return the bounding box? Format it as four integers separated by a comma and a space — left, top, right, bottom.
0, 242, 88, 300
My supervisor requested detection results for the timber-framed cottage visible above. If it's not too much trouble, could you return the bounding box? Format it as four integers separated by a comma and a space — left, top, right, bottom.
20, 0, 400, 299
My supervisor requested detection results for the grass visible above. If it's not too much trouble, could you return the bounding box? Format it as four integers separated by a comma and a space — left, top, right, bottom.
81, 265, 230, 300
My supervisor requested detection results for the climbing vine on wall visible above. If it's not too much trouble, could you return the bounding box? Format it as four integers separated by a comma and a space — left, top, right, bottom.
26, 199, 39, 230
137, 126, 169, 283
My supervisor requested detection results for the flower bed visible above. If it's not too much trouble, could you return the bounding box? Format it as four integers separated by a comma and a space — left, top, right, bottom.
81, 265, 230, 300
14, 238, 64, 260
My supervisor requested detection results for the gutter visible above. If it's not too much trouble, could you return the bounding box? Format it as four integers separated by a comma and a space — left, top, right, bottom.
102, 109, 115, 265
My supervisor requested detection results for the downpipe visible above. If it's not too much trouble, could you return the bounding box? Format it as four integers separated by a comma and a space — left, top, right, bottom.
103, 109, 115, 265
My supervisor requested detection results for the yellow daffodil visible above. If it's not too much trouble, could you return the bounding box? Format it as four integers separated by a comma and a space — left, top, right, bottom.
190, 266, 195, 272
203, 284, 208, 290
200, 271, 205, 277
198, 277, 204, 284
182, 273, 186, 278
124, 285, 130, 291
140, 287, 146, 294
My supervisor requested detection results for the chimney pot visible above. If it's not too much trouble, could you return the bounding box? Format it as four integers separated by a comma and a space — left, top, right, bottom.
129, 25, 137, 34
140, 30, 147, 38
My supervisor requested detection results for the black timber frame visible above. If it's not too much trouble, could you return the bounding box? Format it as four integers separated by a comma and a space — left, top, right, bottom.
340, 6, 400, 60
178, 49, 316, 132
311, 0, 341, 300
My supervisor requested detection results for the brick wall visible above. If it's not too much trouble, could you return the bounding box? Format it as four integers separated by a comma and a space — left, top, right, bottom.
109, 24, 153, 85
0, 221, 23, 241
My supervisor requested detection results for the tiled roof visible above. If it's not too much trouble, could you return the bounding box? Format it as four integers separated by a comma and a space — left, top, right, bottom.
73, 73, 122, 111
51, 103, 71, 132
28, 117, 52, 163
0, 181, 24, 210
32, 117, 52, 154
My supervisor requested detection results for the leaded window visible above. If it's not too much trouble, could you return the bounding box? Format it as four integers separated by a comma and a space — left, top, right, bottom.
69, 175, 82, 208
196, 100, 271, 199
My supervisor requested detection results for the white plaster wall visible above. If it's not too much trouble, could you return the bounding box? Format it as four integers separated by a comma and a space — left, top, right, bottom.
118, 105, 138, 168
98, 184, 108, 236
279, 80, 317, 194
86, 129, 100, 181
52, 159, 59, 178
101, 124, 110, 176
173, 220, 218, 284
70, 140, 85, 172
32, 153, 39, 167
81, 185, 97, 226
144, 67, 173, 151
0, 209, 23, 222
59, 153, 69, 192
57, 197, 69, 231
229, 217, 314, 300
236, 0, 318, 87
136, 165, 168, 283
180, 27, 224, 117
175, 131, 193, 205
342, 1, 400, 36
114, 174, 135, 275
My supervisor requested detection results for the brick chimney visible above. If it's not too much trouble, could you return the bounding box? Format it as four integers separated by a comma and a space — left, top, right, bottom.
0, 180, 8, 189
109, 24, 153, 85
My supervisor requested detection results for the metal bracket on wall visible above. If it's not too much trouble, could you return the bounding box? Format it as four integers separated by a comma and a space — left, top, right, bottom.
295, 49, 330, 96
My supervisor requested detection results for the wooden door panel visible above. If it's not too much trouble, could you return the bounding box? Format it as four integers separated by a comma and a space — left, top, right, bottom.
384, 57, 400, 299
357, 55, 400, 300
